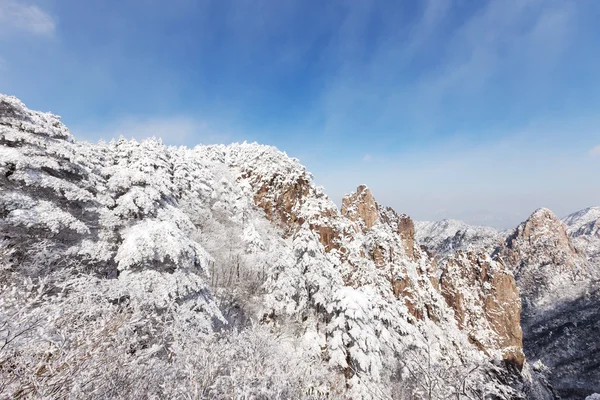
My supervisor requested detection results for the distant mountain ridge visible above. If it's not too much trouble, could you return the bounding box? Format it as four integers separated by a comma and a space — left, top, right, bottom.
416, 206, 600, 399
415, 218, 503, 257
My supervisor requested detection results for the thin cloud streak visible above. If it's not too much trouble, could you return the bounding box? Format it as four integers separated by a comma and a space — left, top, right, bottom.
317, 0, 579, 141
0, 0, 56, 37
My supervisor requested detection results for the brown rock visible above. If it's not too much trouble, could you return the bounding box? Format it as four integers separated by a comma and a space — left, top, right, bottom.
397, 214, 415, 260
392, 274, 422, 320
341, 185, 379, 229
498, 207, 589, 307
243, 169, 345, 253
440, 251, 524, 369
309, 221, 341, 252
253, 175, 311, 233
379, 206, 416, 260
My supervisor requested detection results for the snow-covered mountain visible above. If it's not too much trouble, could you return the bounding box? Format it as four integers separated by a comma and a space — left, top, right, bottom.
498, 208, 592, 310
497, 208, 600, 399
415, 219, 503, 257
563, 206, 600, 266
5, 92, 600, 399
417, 207, 600, 399
1, 94, 544, 399
0, 94, 549, 399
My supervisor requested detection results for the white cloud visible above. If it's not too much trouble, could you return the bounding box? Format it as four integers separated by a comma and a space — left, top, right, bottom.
75, 115, 232, 146
0, 0, 56, 37
362, 153, 372, 162
589, 145, 600, 157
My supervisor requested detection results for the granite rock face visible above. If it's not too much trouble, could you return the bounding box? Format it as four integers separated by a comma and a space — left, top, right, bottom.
258, 182, 527, 370
440, 251, 524, 369
497, 208, 591, 309
341, 184, 379, 230
415, 206, 600, 398
500, 208, 600, 399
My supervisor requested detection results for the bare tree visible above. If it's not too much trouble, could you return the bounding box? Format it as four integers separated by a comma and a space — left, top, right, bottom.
396, 340, 484, 400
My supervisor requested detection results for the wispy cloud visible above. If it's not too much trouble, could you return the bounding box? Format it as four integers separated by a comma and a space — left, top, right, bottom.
589, 145, 600, 157
420, 0, 574, 98
362, 153, 372, 162
318, 0, 579, 138
0, 0, 56, 37
74, 115, 232, 146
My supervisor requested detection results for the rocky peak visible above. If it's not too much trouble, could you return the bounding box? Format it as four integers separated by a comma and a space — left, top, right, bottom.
341, 185, 417, 260
498, 207, 590, 309
506, 207, 600, 398
519, 208, 573, 247
505, 207, 579, 266
341, 185, 379, 229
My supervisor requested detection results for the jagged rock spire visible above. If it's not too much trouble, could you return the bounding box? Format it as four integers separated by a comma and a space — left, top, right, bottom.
341, 184, 379, 229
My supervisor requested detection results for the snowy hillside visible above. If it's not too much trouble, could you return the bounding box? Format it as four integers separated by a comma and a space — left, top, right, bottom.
415, 219, 503, 257
496, 208, 600, 399
563, 206, 600, 267
0, 94, 558, 399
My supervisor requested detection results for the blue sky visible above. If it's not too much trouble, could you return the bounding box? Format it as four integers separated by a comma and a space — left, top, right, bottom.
1, 0, 599, 227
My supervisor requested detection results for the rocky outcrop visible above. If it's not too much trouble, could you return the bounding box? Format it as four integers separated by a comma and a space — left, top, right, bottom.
251, 179, 526, 366
342, 186, 416, 260
245, 170, 312, 232
380, 206, 416, 260
341, 185, 379, 230
397, 217, 415, 256
495, 207, 600, 398
237, 166, 345, 252
440, 251, 524, 369
497, 207, 590, 309
408, 205, 600, 398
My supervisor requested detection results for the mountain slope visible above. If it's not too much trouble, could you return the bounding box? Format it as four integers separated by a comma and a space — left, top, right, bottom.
414, 205, 600, 399
495, 208, 600, 399
498, 208, 591, 310
0, 94, 539, 399
415, 219, 503, 257
563, 206, 600, 267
